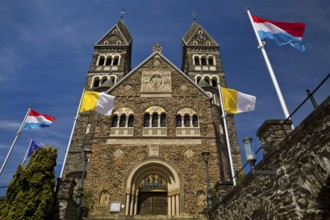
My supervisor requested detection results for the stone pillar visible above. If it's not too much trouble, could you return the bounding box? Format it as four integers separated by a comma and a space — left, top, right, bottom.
125, 194, 130, 215
168, 196, 172, 215
175, 194, 180, 215
134, 194, 138, 215
256, 119, 293, 156
54, 178, 78, 220
171, 196, 175, 215
129, 194, 134, 215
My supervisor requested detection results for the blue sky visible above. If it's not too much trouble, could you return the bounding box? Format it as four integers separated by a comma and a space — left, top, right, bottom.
0, 0, 329, 195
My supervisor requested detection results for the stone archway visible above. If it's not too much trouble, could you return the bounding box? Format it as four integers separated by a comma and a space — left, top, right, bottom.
125, 159, 181, 216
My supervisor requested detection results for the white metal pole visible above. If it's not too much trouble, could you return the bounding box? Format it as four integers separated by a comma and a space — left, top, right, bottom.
246, 8, 291, 120
59, 89, 85, 178
22, 139, 33, 165
0, 106, 32, 176
217, 84, 237, 186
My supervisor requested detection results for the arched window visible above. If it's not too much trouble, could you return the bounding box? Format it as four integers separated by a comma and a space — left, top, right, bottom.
111, 115, 118, 127
192, 115, 199, 127
160, 113, 166, 127
208, 57, 214, 66
99, 190, 110, 205
119, 115, 126, 127
116, 41, 121, 45
212, 79, 217, 87
152, 113, 158, 127
98, 57, 105, 66
128, 115, 134, 127
113, 57, 119, 66
144, 113, 150, 127
106, 57, 112, 66
176, 115, 182, 127
93, 78, 100, 87
196, 76, 201, 84
184, 115, 190, 127
204, 77, 210, 85
194, 57, 200, 66
201, 57, 207, 66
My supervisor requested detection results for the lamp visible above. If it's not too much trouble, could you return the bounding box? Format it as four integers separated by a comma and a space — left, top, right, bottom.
243, 137, 256, 163
201, 150, 213, 210
77, 148, 92, 205
242, 138, 276, 175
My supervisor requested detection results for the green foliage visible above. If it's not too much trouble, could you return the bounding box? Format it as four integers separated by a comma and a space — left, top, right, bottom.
0, 146, 57, 220
81, 190, 95, 212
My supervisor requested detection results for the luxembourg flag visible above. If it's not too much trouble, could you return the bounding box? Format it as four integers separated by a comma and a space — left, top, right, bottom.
252, 15, 306, 52
23, 109, 56, 129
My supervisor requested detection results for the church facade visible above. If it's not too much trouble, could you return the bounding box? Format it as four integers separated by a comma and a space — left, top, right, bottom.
61, 18, 242, 218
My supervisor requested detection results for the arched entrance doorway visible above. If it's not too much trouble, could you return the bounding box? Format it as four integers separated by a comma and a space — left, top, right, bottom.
125, 159, 181, 216
137, 174, 167, 215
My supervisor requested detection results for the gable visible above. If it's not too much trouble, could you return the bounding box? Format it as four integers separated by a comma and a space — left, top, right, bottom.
182, 21, 219, 47
95, 20, 132, 46
107, 52, 211, 100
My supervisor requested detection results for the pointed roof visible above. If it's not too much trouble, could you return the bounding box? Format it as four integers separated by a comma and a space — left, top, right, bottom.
106, 51, 211, 99
182, 20, 219, 47
95, 19, 132, 46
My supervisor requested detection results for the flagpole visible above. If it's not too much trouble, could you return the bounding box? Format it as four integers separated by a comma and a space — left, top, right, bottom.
0, 106, 32, 176
22, 139, 33, 165
60, 89, 85, 178
217, 84, 237, 186
246, 8, 291, 121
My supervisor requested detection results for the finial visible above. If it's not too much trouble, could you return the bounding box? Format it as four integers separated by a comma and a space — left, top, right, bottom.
120, 9, 126, 19
192, 10, 197, 21
152, 43, 162, 53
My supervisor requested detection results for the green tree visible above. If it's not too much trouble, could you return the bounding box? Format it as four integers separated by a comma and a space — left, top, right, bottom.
0, 146, 57, 220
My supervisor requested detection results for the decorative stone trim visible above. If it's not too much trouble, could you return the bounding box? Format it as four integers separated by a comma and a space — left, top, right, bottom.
142, 127, 167, 136
114, 149, 124, 159
176, 128, 200, 136
110, 127, 134, 136
184, 149, 195, 159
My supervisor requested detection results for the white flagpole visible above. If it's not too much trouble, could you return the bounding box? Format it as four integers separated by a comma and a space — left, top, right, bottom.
22, 139, 33, 165
0, 106, 32, 176
217, 84, 237, 186
59, 89, 85, 178
246, 8, 291, 121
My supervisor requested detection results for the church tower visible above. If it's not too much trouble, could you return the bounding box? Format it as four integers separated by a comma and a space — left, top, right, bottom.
61, 18, 242, 219
182, 19, 242, 180
88, 18, 132, 92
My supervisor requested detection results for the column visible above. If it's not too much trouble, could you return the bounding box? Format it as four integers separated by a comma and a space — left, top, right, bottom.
129, 194, 134, 215
125, 194, 130, 215
168, 196, 172, 215
175, 194, 180, 215
134, 194, 138, 215
171, 196, 175, 216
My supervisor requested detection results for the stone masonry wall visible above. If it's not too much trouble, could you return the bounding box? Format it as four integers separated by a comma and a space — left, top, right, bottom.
82, 54, 226, 217
213, 97, 330, 219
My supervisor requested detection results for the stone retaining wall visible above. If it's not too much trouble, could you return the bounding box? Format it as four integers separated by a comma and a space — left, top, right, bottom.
213, 97, 330, 219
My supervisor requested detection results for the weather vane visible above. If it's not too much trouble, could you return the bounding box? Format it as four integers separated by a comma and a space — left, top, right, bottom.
120, 9, 125, 19
192, 10, 197, 20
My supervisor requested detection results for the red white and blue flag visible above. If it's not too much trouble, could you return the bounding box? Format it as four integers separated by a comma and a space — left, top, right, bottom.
252, 15, 306, 52
23, 109, 56, 129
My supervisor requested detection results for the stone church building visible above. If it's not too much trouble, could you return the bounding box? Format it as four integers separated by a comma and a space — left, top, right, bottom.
60, 18, 243, 219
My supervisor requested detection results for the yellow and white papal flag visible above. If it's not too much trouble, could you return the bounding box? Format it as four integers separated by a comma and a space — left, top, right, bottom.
221, 88, 256, 114
79, 91, 115, 115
